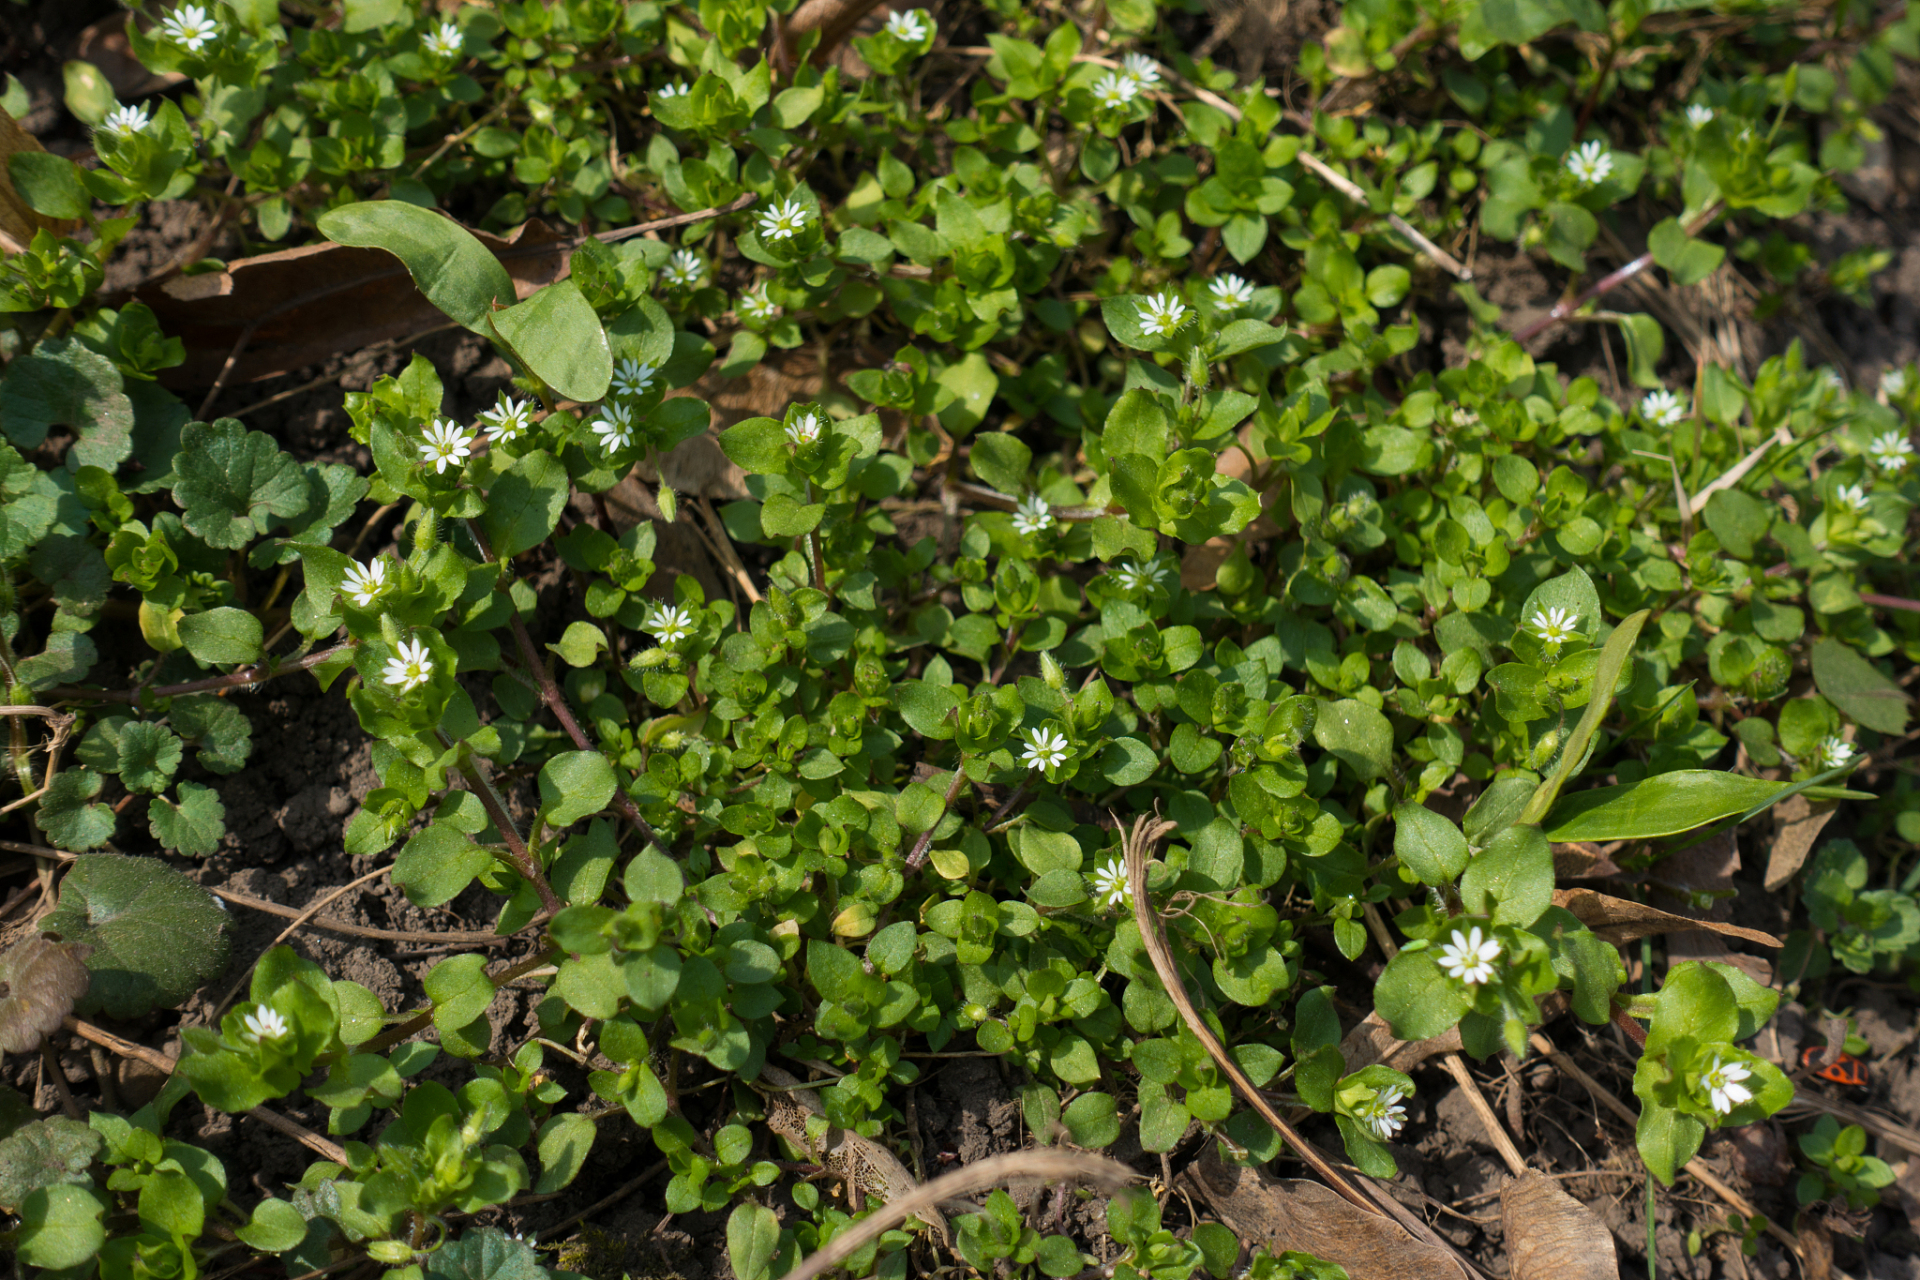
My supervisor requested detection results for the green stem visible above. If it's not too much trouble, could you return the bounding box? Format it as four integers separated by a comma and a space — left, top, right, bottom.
435, 728, 563, 917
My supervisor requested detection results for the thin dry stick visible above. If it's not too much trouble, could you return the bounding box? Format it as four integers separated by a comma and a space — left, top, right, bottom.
1527, 1031, 1803, 1261
1123, 818, 1486, 1277
693, 495, 765, 604
775, 1151, 1134, 1280
208, 885, 516, 948
64, 1016, 349, 1165
208, 866, 394, 1019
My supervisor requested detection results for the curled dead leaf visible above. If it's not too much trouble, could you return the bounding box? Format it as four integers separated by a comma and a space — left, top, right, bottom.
1552, 887, 1782, 948
1501, 1172, 1618, 1280
0, 933, 93, 1054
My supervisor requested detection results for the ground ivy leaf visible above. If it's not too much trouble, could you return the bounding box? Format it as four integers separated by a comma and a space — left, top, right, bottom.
0, 935, 92, 1055
0, 337, 134, 459
173, 419, 310, 549
0, 1118, 101, 1209
149, 782, 226, 856
114, 719, 184, 794
40, 854, 232, 1019
37, 769, 114, 852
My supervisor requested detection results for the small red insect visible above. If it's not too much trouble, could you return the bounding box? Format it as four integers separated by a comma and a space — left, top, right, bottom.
1800, 1046, 1870, 1087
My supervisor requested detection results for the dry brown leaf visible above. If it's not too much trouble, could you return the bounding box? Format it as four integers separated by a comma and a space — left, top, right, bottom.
1500, 1172, 1618, 1280
1765, 794, 1836, 890
0, 107, 81, 254
1337, 1010, 1464, 1075
1550, 841, 1625, 879
0, 933, 91, 1054
1180, 1144, 1465, 1280
1551, 887, 1782, 948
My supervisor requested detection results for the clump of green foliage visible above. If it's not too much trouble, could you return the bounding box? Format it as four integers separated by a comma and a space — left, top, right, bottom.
0, 0, 1916, 1274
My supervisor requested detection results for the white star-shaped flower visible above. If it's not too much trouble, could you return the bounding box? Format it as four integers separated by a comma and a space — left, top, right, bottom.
1697, 1055, 1753, 1114
160, 3, 220, 52
240, 1005, 289, 1044
758, 197, 811, 241
1011, 494, 1055, 536
1684, 104, 1714, 129
656, 81, 690, 100
1640, 389, 1688, 427
1109, 558, 1169, 593
882, 9, 929, 41
740, 288, 781, 321
1138, 290, 1188, 338
341, 558, 388, 609
1815, 735, 1856, 769
1835, 483, 1871, 514
1207, 274, 1255, 309
1882, 368, 1909, 398
611, 358, 658, 399
1121, 52, 1162, 87
1088, 857, 1131, 910
1353, 1084, 1410, 1141
645, 603, 695, 644
786, 412, 822, 446
97, 103, 152, 141
662, 249, 705, 288
418, 418, 476, 474
1093, 72, 1139, 110
589, 402, 636, 452
1825, 369, 1846, 392
1527, 606, 1580, 644
422, 20, 462, 58
478, 395, 533, 442
1437, 926, 1501, 986
1020, 726, 1070, 772
382, 637, 434, 693
1869, 432, 1914, 473
1565, 140, 1614, 187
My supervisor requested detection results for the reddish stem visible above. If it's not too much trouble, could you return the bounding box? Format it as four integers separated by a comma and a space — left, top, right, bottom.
43, 642, 354, 708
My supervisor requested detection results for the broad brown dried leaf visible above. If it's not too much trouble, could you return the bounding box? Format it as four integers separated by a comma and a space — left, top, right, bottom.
1551, 887, 1782, 948
0, 934, 93, 1054
1765, 794, 1836, 890
1337, 1010, 1463, 1075
1501, 1172, 1618, 1280
0, 107, 81, 254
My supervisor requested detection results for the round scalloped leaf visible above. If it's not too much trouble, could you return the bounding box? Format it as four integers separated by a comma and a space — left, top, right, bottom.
0, 934, 92, 1054
40, 855, 232, 1020
0, 1118, 101, 1212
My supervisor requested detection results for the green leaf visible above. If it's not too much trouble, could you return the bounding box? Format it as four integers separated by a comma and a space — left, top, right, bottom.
488, 280, 613, 404
0, 338, 133, 464
1810, 637, 1910, 734
424, 953, 495, 1033
1519, 608, 1647, 826
0, 1117, 100, 1209
176, 607, 264, 666
1311, 699, 1393, 779
535, 1112, 596, 1194
1375, 950, 1470, 1040
149, 782, 226, 856
425, 1227, 547, 1280
235, 1197, 308, 1252
318, 201, 515, 334
540, 751, 617, 827
1648, 217, 1726, 287
1543, 770, 1788, 841
394, 821, 493, 909
483, 449, 569, 560
1615, 313, 1666, 389
173, 419, 310, 549
37, 769, 114, 851
728, 1202, 782, 1280
718, 417, 790, 477
1458, 823, 1552, 926
0, 444, 57, 560
1703, 489, 1771, 560
8, 153, 89, 220
1393, 803, 1469, 886
1103, 389, 1171, 457
17, 1184, 106, 1268
40, 855, 232, 1020
969, 432, 1031, 494
551, 621, 608, 667
1061, 1091, 1119, 1148
935, 353, 999, 436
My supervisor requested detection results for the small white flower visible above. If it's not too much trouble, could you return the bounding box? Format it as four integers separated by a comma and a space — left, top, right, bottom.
1108, 558, 1170, 594
160, 3, 220, 52
418, 418, 476, 474
382, 637, 434, 693
1815, 735, 1856, 769
1088, 857, 1131, 910
656, 81, 690, 100
1684, 104, 1714, 129
1884, 368, 1910, 398
1697, 1055, 1754, 1115
1527, 606, 1580, 644
1640, 389, 1689, 427
240, 1005, 289, 1044
758, 197, 811, 242
1869, 432, 1914, 473
662, 249, 706, 288
1437, 926, 1501, 986
97, 103, 152, 141
1093, 72, 1139, 111
1835, 483, 1871, 514
1011, 494, 1055, 536
645, 603, 695, 644
1353, 1084, 1410, 1141
1137, 290, 1188, 338
422, 19, 462, 58
882, 9, 929, 41
341, 558, 388, 609
478, 395, 534, 442
1121, 52, 1162, 87
786, 412, 822, 446
740, 288, 782, 321
589, 402, 636, 452
1824, 369, 1847, 393
1207, 274, 1256, 309
1565, 140, 1614, 187
611, 358, 658, 399
1019, 726, 1070, 772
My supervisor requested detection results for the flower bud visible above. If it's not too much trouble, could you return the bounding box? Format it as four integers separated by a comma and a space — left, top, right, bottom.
1040, 651, 1065, 691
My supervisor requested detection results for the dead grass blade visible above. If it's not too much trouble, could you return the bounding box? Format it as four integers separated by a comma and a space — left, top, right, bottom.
1120, 815, 1483, 1279
774, 1150, 1133, 1280
1501, 1172, 1619, 1280
1551, 887, 1783, 948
